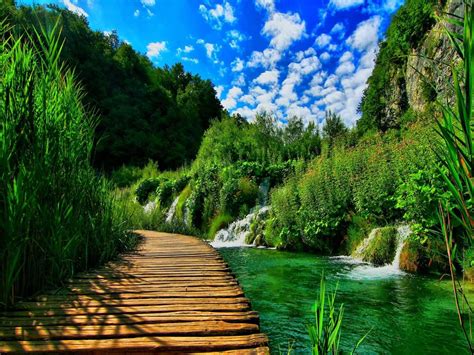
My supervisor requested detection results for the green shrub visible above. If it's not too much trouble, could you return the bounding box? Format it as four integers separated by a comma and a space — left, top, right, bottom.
110, 165, 143, 188
186, 165, 220, 229
268, 178, 303, 249
297, 155, 351, 251
363, 227, 398, 266
208, 213, 234, 239
156, 179, 174, 207
114, 188, 164, 230
345, 215, 375, 255
135, 178, 161, 205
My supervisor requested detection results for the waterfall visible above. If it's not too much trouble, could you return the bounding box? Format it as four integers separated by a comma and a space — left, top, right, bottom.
353, 228, 379, 259
165, 196, 180, 223
392, 225, 410, 269
210, 206, 270, 248
143, 201, 157, 214
258, 177, 270, 206
336, 224, 412, 280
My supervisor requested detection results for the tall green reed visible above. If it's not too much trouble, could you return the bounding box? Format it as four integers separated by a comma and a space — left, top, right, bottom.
306, 275, 369, 355
436, 0, 474, 351
0, 19, 136, 307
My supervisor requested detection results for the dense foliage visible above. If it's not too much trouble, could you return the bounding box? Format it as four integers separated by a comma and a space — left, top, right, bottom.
0, 0, 222, 170
266, 123, 446, 256
0, 21, 135, 307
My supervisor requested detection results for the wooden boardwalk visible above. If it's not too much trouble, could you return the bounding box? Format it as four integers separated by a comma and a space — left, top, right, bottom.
0, 231, 269, 353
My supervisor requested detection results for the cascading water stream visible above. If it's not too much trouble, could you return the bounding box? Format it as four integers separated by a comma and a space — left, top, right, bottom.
334, 224, 412, 280
165, 196, 180, 223
211, 178, 271, 248
210, 206, 270, 248
143, 201, 157, 214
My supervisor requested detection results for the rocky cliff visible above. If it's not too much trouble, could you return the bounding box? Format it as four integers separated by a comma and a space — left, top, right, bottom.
359, 0, 463, 132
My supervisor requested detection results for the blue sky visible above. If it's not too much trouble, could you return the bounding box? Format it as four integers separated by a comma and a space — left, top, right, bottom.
19, 0, 404, 126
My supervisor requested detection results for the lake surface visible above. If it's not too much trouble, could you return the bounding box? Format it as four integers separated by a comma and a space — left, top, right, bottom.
218, 247, 473, 354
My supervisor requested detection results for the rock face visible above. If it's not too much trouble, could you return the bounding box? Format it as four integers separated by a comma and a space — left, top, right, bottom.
375, 0, 463, 126
405, 0, 463, 112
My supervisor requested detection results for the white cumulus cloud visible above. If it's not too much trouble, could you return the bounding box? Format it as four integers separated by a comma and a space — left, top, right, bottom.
231, 58, 244, 72
199, 1, 236, 30
315, 33, 331, 48
329, 0, 364, 10
141, 0, 156, 6
346, 16, 381, 51
262, 12, 306, 52
146, 41, 167, 59
253, 69, 280, 86
63, 0, 88, 17
222, 86, 244, 110
248, 48, 282, 69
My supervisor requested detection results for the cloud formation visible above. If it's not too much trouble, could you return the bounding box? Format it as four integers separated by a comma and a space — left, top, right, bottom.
199, 1, 236, 30
146, 41, 167, 59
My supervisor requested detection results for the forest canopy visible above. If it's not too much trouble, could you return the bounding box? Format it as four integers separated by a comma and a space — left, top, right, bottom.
0, 0, 223, 170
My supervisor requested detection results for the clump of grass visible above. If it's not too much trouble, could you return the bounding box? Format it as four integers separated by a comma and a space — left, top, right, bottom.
0, 20, 132, 307
307, 275, 370, 355
436, 1, 474, 351
208, 213, 234, 239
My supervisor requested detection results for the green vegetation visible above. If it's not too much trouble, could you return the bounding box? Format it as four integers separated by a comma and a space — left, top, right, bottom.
0, 20, 136, 307
436, 2, 474, 350
0, 0, 222, 171
307, 275, 368, 355
266, 123, 444, 258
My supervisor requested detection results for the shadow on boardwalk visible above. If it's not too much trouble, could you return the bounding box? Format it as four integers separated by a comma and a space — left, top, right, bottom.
0, 231, 269, 353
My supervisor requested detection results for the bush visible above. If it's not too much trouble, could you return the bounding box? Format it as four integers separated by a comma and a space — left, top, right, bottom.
135, 178, 161, 205
267, 178, 303, 249
363, 227, 398, 265
219, 175, 259, 217
110, 165, 144, 188
208, 213, 234, 239
114, 188, 164, 230
345, 215, 375, 255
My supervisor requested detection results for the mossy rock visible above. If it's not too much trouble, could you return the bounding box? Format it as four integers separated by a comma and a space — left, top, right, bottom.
245, 210, 269, 246
400, 237, 448, 274
362, 227, 397, 266
399, 239, 420, 273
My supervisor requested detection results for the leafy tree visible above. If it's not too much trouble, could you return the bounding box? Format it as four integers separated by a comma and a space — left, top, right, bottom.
322, 111, 347, 149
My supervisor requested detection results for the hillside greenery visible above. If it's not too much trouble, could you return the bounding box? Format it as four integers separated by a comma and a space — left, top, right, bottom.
0, 0, 222, 171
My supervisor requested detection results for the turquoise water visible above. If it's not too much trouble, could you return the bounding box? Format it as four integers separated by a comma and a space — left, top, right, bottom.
218, 247, 473, 354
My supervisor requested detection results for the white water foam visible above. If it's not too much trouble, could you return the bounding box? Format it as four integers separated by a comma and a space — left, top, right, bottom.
210, 206, 270, 248
332, 225, 412, 280
143, 201, 157, 214
165, 196, 180, 223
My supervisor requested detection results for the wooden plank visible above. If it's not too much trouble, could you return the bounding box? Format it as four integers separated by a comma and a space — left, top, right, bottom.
36, 290, 245, 301
17, 297, 250, 309
0, 311, 260, 327
0, 321, 259, 340
0, 334, 269, 352
1, 303, 251, 317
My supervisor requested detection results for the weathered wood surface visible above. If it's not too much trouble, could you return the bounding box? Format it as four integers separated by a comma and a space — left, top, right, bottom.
0, 231, 269, 354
